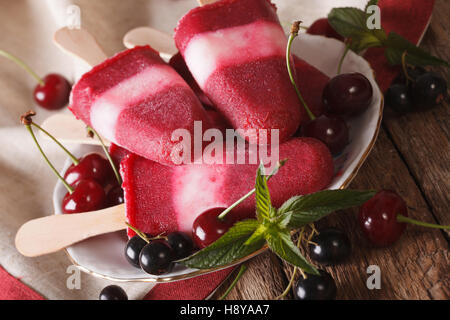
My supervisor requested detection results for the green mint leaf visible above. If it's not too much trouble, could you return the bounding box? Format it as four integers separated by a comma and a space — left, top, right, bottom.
255, 163, 274, 221
243, 224, 267, 246
179, 219, 264, 269
384, 32, 449, 67
274, 211, 292, 229
328, 7, 386, 53
266, 229, 318, 275
278, 190, 376, 229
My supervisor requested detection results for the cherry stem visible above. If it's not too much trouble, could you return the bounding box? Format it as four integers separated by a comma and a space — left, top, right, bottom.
219, 264, 247, 300
286, 21, 315, 121
0, 49, 44, 86
30, 122, 79, 165
126, 223, 168, 243
218, 159, 288, 220
401, 51, 413, 86
25, 125, 73, 194
337, 42, 350, 75
126, 223, 150, 243
397, 214, 450, 230
86, 126, 122, 185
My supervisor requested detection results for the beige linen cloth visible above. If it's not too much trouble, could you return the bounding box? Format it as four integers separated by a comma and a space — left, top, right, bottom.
0, 0, 362, 300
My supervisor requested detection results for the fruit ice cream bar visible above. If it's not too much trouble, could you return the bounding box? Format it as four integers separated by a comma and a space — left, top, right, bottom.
70, 45, 211, 166
174, 0, 303, 144
121, 137, 333, 237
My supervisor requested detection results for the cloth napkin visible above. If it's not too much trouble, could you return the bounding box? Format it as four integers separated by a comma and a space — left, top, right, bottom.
0, 0, 434, 300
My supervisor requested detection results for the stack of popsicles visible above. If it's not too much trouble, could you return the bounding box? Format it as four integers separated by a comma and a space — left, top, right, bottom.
69, 0, 335, 237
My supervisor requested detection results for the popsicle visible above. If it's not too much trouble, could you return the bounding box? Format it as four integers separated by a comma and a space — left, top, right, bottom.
174, 0, 304, 144
121, 137, 334, 237
69, 45, 212, 166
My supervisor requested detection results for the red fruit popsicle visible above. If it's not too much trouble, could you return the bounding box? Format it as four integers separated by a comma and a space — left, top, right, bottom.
108, 108, 231, 166
174, 0, 303, 144
121, 137, 333, 237
70, 45, 211, 166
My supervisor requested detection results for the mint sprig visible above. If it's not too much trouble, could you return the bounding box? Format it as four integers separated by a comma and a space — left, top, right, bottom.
328, 0, 448, 69
180, 162, 375, 274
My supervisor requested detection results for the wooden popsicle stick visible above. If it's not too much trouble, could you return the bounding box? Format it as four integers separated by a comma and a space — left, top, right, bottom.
123, 27, 178, 60
15, 204, 126, 257
40, 114, 111, 147
53, 26, 107, 66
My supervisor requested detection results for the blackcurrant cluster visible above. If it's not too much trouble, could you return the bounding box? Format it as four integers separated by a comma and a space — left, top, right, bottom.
293, 228, 351, 300
386, 67, 447, 113
124, 231, 194, 275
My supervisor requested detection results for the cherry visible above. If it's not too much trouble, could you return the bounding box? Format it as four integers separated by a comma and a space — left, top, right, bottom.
106, 185, 124, 207
411, 72, 447, 110
360, 190, 450, 247
294, 270, 337, 300
64, 153, 114, 187
0, 50, 70, 110
309, 228, 351, 265
124, 235, 147, 268
358, 190, 408, 246
307, 18, 344, 42
287, 21, 349, 156
323, 73, 373, 116
62, 179, 106, 214
385, 83, 413, 113
139, 241, 174, 275
192, 208, 234, 249
99, 285, 128, 300
300, 115, 349, 155
167, 232, 194, 260
33, 74, 71, 110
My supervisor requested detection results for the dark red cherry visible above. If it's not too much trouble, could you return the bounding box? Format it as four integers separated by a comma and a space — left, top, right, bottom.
358, 190, 407, 247
106, 185, 124, 207
300, 115, 349, 155
192, 208, 234, 249
62, 179, 106, 214
64, 153, 114, 187
33, 74, 71, 110
307, 18, 344, 42
323, 73, 373, 116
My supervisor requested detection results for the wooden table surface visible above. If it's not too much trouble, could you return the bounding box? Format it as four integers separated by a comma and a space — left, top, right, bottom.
212, 0, 450, 300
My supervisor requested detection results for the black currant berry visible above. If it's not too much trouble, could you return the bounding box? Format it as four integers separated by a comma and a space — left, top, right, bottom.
167, 232, 194, 260
309, 228, 351, 265
99, 285, 128, 300
385, 83, 413, 113
139, 241, 174, 275
411, 72, 447, 110
392, 66, 425, 85
124, 235, 147, 268
294, 270, 337, 300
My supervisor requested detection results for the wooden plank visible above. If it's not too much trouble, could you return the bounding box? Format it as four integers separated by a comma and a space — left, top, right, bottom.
382, 0, 450, 229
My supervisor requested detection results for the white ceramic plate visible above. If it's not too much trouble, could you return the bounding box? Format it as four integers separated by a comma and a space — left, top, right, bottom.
53, 33, 383, 282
